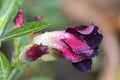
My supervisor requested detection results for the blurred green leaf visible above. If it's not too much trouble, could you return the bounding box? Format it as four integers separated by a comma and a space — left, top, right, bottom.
0, 21, 48, 41
0, 15, 6, 30
7, 67, 24, 80
0, 0, 2, 7
18, 35, 30, 49
0, 51, 11, 80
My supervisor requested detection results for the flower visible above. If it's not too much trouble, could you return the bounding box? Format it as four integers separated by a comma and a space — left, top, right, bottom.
20, 23, 103, 72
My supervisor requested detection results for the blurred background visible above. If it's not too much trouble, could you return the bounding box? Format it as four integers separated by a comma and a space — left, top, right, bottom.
0, 0, 120, 80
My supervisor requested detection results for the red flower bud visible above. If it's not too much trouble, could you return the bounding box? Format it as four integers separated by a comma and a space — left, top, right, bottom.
35, 16, 42, 21
20, 44, 48, 61
13, 8, 24, 27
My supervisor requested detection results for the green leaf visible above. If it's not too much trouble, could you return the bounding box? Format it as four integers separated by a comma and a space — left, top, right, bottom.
0, 21, 48, 41
7, 67, 24, 80
0, 15, 6, 30
0, 51, 11, 80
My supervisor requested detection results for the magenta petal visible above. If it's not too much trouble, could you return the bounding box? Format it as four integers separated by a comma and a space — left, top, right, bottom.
63, 32, 93, 55
72, 59, 92, 72
58, 45, 81, 62
59, 45, 91, 62
75, 23, 94, 35
13, 8, 24, 27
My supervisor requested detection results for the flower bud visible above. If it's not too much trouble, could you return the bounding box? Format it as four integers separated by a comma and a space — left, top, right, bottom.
13, 8, 24, 27
19, 44, 48, 61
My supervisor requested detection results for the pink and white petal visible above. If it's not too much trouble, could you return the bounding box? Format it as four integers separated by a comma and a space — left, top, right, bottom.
63, 32, 93, 55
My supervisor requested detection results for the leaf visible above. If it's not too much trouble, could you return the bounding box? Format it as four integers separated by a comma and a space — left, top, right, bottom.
0, 21, 48, 41
0, 15, 6, 30
0, 51, 11, 80
7, 67, 24, 80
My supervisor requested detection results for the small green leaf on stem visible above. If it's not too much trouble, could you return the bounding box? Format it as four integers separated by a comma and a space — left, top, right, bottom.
0, 15, 6, 30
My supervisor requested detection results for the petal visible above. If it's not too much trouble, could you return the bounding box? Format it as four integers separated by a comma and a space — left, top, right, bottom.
75, 23, 94, 35
13, 8, 24, 27
72, 59, 92, 72
87, 47, 100, 59
60, 45, 92, 62
20, 44, 48, 61
63, 32, 93, 55
83, 26, 103, 48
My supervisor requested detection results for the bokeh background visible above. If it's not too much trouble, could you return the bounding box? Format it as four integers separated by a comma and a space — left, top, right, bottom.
0, 0, 120, 80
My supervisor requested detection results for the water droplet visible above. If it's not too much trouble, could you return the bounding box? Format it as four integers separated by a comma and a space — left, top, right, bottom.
48, 42, 51, 45
53, 43, 57, 47
57, 34, 60, 37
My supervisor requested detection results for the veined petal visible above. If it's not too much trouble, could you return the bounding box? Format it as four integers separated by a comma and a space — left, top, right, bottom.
63, 32, 93, 55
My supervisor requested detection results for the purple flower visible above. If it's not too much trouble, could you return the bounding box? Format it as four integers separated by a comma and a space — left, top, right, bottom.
20, 23, 103, 72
